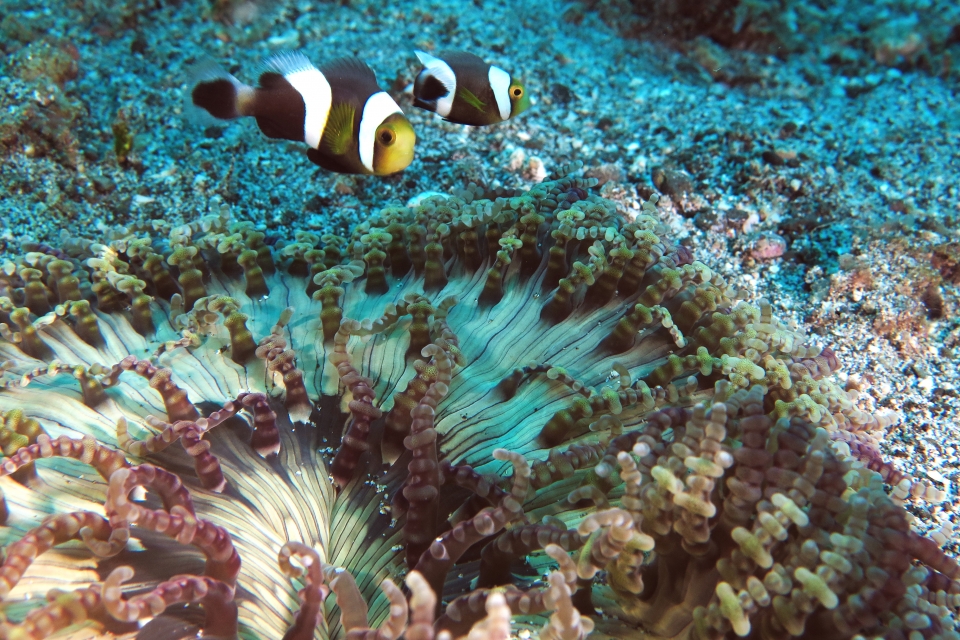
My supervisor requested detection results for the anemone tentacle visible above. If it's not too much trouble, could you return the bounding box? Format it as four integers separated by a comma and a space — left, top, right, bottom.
0, 166, 955, 639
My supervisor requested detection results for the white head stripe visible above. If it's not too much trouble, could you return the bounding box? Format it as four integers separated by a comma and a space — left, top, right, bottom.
283, 68, 332, 150
415, 50, 456, 117
359, 92, 403, 173
488, 65, 511, 122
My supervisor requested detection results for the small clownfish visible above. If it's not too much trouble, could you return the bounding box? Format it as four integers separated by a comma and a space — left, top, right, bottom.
412, 50, 530, 126
189, 52, 415, 176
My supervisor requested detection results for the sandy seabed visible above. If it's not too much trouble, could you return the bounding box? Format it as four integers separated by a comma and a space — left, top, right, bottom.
1, 0, 958, 589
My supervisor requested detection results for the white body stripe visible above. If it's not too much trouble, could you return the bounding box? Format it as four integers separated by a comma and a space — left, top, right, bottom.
284, 68, 332, 149
415, 50, 456, 117
264, 52, 332, 149
359, 92, 403, 173
488, 65, 511, 121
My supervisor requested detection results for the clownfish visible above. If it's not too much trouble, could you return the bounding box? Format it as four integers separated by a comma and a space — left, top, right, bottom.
189, 52, 415, 176
412, 51, 530, 126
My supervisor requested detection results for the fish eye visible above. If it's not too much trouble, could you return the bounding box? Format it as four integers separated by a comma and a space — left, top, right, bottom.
511, 86, 523, 98
378, 128, 396, 146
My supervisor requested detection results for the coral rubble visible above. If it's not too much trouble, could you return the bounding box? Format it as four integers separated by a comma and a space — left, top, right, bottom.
0, 164, 956, 638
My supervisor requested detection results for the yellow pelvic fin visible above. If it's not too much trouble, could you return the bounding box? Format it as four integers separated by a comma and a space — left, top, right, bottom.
322, 102, 355, 156
458, 87, 486, 112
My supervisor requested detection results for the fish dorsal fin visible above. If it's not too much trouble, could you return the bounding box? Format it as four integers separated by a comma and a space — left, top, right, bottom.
415, 50, 444, 66
322, 102, 355, 156
436, 50, 487, 67
320, 57, 377, 82
458, 86, 486, 111
260, 50, 317, 79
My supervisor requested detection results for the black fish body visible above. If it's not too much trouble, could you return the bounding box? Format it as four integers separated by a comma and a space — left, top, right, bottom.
189, 52, 415, 175
413, 50, 530, 126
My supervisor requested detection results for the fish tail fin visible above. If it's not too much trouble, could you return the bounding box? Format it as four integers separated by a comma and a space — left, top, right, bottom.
185, 58, 253, 123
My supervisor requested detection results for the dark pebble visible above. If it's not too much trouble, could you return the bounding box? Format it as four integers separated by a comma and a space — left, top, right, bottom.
762, 150, 784, 166
725, 208, 750, 229
550, 83, 575, 105
90, 173, 116, 194
305, 194, 334, 210
693, 208, 718, 229
131, 33, 148, 55
778, 122, 798, 138
932, 243, 960, 284
921, 285, 945, 320
651, 165, 693, 197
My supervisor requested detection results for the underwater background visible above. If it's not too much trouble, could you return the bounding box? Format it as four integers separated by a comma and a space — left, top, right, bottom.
1, 0, 960, 637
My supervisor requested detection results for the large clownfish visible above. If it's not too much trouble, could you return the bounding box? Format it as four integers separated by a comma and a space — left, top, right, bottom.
412, 50, 530, 126
189, 52, 415, 175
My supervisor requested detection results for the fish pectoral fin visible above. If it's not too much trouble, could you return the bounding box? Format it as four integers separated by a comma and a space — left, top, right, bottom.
458, 87, 486, 112
321, 103, 355, 156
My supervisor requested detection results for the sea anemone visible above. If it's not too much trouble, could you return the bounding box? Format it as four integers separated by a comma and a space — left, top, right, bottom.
0, 163, 956, 639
